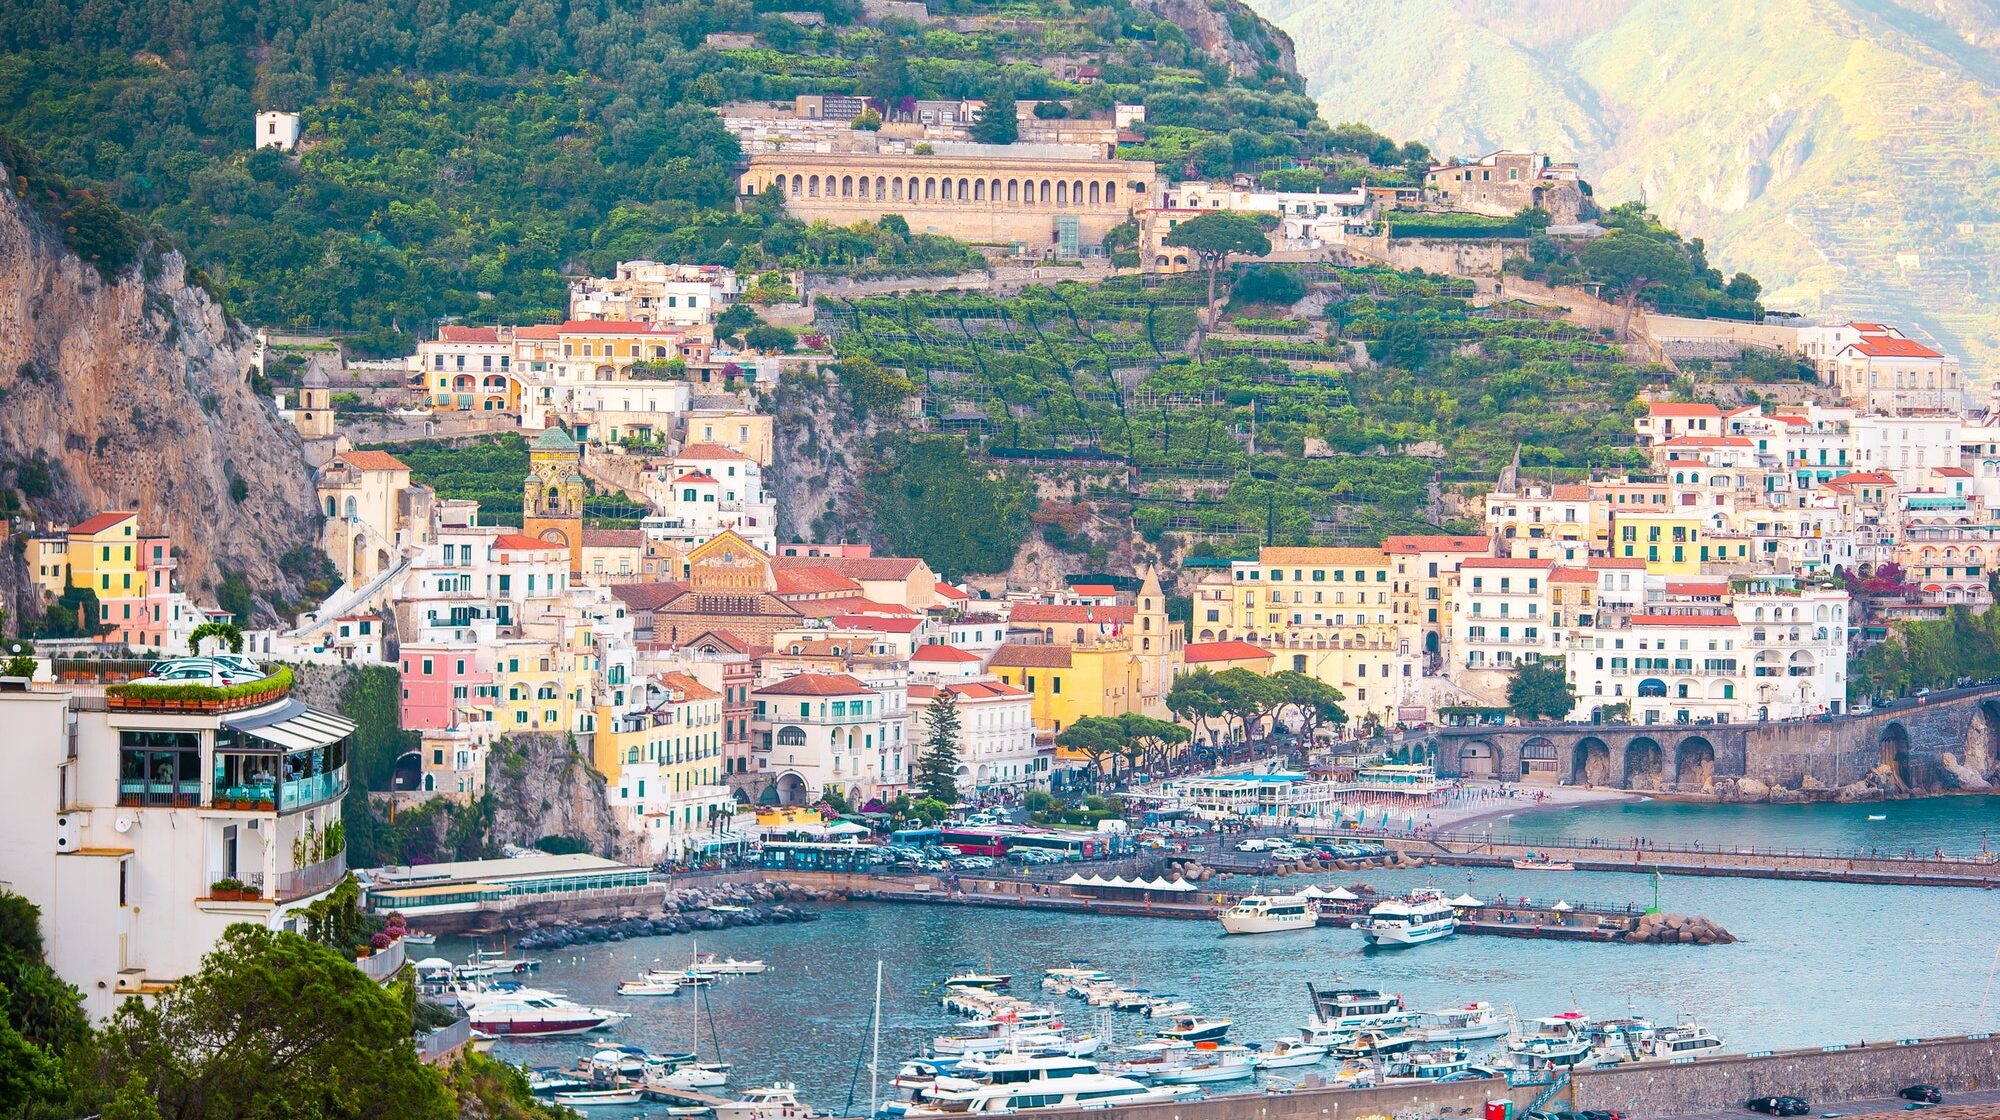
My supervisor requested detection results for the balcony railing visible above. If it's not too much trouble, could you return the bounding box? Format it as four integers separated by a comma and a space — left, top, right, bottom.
275, 851, 348, 900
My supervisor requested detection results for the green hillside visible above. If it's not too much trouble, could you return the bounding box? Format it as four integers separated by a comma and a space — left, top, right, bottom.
1251, 0, 2000, 381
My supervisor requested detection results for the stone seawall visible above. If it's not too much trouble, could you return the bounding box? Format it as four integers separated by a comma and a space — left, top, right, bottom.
1574, 1035, 2000, 1114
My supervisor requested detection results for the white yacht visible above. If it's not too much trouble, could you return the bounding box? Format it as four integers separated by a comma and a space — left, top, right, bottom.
1354, 889, 1457, 947
903, 1074, 1193, 1114
1143, 997, 1193, 1019
1218, 894, 1318, 935
714, 1084, 822, 1120
1414, 1002, 1508, 1042
458, 987, 626, 1037
1148, 1047, 1256, 1085
618, 975, 683, 997
1301, 986, 1420, 1041
1635, 1021, 1725, 1062
1041, 967, 1110, 995
1380, 1047, 1491, 1083
1155, 1015, 1231, 1043
1503, 1011, 1599, 1072
1249, 1040, 1327, 1069
690, 953, 769, 976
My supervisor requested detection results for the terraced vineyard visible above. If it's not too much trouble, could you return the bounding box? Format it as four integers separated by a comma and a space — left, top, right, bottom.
824, 266, 1655, 547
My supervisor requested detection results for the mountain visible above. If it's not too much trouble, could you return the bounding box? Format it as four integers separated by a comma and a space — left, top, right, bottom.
0, 154, 322, 622
1249, 0, 2000, 382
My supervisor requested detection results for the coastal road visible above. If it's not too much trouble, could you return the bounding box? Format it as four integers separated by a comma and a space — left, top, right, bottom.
1665, 1086, 2000, 1120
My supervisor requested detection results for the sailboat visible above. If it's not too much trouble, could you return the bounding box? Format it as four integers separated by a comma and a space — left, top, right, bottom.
659, 967, 733, 1090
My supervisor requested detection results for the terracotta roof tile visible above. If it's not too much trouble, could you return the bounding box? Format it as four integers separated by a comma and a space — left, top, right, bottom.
773, 556, 930, 581
69, 511, 136, 535
437, 326, 499, 343
756, 672, 873, 697
1382, 535, 1489, 555
988, 644, 1074, 668
583, 529, 645, 548
1183, 640, 1274, 663
1008, 603, 1136, 624
336, 449, 412, 472
1847, 336, 1944, 359
1255, 546, 1385, 565
611, 582, 691, 610
658, 671, 721, 702
1628, 614, 1740, 627
911, 644, 982, 663
494, 533, 563, 552
677, 442, 754, 461
1645, 402, 1722, 418
773, 567, 864, 596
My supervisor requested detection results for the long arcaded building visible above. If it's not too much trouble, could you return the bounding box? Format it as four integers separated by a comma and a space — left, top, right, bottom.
740, 142, 1156, 253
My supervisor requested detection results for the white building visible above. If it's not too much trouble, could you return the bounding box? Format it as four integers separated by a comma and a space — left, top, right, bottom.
906, 679, 1041, 790
0, 671, 352, 1019
255, 110, 302, 151
570, 261, 741, 327
750, 672, 909, 805
641, 443, 777, 553
1452, 557, 1556, 679
1798, 321, 1962, 414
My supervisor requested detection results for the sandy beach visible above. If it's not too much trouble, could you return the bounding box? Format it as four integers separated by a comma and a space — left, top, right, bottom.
1321, 781, 1642, 835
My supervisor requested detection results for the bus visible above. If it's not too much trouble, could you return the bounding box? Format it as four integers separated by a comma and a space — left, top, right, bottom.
935, 826, 1012, 856
756, 841, 891, 873
889, 826, 943, 848
998, 829, 1109, 860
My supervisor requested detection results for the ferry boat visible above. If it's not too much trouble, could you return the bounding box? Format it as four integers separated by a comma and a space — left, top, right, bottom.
1217, 893, 1318, 936
714, 1084, 823, 1120
1248, 1040, 1327, 1069
1155, 1015, 1231, 1043
459, 987, 626, 1037
1413, 1002, 1509, 1042
1511, 855, 1576, 872
1354, 889, 1457, 947
1301, 986, 1420, 1039
1380, 1047, 1491, 1084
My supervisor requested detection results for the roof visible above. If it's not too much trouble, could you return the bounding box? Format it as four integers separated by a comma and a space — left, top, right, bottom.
833, 614, 923, 634
69, 511, 136, 535
1461, 557, 1554, 570
1661, 436, 1753, 448
1646, 402, 1722, 418
756, 672, 873, 697
1549, 568, 1598, 584
493, 533, 563, 552
583, 529, 644, 548
934, 582, 970, 600
1549, 483, 1592, 500
791, 596, 918, 618
1826, 471, 1896, 486
1628, 614, 1741, 627
513, 325, 561, 340
372, 853, 633, 886
1068, 583, 1118, 595
1183, 640, 1274, 663
611, 582, 691, 611
1009, 603, 1136, 624
773, 556, 931, 581
674, 471, 718, 485
1255, 546, 1386, 565
988, 644, 1075, 669
1382, 534, 1489, 555
557, 319, 685, 335
334, 449, 411, 472
773, 567, 864, 596
921, 679, 1027, 701
1589, 557, 1649, 570
659, 671, 721, 702
689, 630, 756, 654
911, 644, 982, 663
437, 326, 499, 344
1664, 581, 1728, 595
1846, 336, 1944, 360
1847, 321, 1889, 332
1933, 467, 1973, 478
531, 426, 578, 452
677, 442, 754, 461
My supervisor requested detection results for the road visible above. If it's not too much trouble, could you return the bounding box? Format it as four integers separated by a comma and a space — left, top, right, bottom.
1667, 1087, 2000, 1120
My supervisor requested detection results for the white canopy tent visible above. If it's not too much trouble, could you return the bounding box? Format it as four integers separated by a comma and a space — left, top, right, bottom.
1445, 893, 1484, 907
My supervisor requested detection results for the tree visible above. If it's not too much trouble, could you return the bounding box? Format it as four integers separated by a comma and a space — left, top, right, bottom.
838, 355, 915, 414
1508, 656, 1578, 722
1269, 670, 1345, 744
1166, 670, 1225, 745
186, 620, 244, 656
1056, 716, 1127, 787
92, 925, 455, 1120
744, 324, 798, 353
1117, 713, 1191, 774
1211, 668, 1279, 744
969, 90, 1017, 145
868, 37, 916, 110
915, 686, 963, 803
1164, 212, 1271, 344
0, 892, 86, 1116
1578, 230, 1692, 338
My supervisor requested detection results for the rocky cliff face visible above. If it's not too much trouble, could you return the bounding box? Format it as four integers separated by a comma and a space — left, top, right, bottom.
484, 733, 636, 862
0, 163, 321, 620
1139, 0, 1297, 78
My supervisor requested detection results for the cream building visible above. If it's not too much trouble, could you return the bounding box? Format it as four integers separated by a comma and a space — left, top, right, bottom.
570, 261, 741, 327
317, 449, 434, 584
907, 679, 1042, 791
1218, 547, 1410, 723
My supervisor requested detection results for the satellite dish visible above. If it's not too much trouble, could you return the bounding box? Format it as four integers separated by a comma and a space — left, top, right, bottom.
114, 817, 133, 833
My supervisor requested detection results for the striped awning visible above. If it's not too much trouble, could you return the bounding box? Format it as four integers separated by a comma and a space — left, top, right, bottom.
223, 699, 356, 752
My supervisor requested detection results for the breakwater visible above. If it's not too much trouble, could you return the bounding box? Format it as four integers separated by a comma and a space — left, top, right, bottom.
1374, 831, 2000, 887
465, 879, 834, 947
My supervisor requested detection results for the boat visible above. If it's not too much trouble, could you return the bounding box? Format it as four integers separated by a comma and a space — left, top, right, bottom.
1512, 855, 1577, 872
1503, 1011, 1599, 1072
652, 966, 715, 987
713, 1083, 822, 1120
459, 987, 627, 1037
1148, 1049, 1255, 1085
1380, 1047, 1488, 1083
523, 1067, 591, 1095
691, 953, 769, 976
1040, 967, 1109, 994
945, 970, 1013, 990
1155, 1016, 1231, 1043
1867, 814, 1887, 821
902, 1074, 1193, 1113
1332, 1031, 1417, 1059
652, 1061, 732, 1090
1414, 1002, 1509, 1042
1353, 889, 1457, 948
1112, 991, 1154, 1012
457, 955, 544, 979
401, 932, 438, 947
618, 976, 683, 997
1143, 997, 1193, 1019
1301, 986, 1420, 1040
1217, 893, 1318, 936
1632, 1020, 1725, 1062
553, 1088, 644, 1106
1249, 1040, 1327, 1069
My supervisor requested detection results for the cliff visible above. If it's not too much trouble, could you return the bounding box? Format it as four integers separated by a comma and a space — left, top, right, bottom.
483, 734, 636, 862
0, 162, 321, 621
1140, 0, 1298, 79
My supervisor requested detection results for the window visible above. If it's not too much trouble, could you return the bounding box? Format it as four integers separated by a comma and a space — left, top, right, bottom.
117, 730, 201, 806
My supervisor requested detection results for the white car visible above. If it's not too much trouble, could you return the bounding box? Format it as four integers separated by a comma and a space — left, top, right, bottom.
1235, 838, 1274, 853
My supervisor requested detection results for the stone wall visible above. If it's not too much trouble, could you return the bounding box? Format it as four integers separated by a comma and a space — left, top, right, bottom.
1574, 1035, 2000, 1113
1029, 1074, 1536, 1120
1339, 234, 1511, 277
1645, 313, 1804, 354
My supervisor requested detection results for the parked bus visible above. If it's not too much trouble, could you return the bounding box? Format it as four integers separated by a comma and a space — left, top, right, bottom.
756, 841, 890, 872
998, 829, 1107, 860
890, 826, 943, 848
935, 826, 1012, 856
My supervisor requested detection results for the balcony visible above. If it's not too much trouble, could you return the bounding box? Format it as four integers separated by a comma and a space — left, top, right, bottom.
275, 851, 349, 901
106, 666, 295, 714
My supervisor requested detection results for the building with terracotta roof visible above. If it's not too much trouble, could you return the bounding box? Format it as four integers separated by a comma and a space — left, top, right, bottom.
1798, 321, 1961, 413
909, 643, 986, 683
1182, 640, 1275, 672
1208, 547, 1409, 723
569, 260, 741, 328
412, 324, 522, 413
1634, 401, 1723, 446
27, 511, 200, 653
317, 447, 434, 585
750, 671, 908, 805
771, 555, 940, 611
907, 678, 1041, 790
1381, 534, 1497, 676
600, 667, 736, 860
639, 442, 776, 553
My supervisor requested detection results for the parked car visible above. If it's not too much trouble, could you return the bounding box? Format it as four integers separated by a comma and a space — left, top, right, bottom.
1747, 1096, 1810, 1116
1898, 1086, 1942, 1104
1235, 838, 1274, 852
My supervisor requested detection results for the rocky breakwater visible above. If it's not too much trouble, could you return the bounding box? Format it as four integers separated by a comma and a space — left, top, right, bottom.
512, 881, 832, 951
1623, 912, 1735, 945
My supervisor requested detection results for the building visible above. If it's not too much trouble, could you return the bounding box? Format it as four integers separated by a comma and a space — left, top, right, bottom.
740, 144, 1156, 254
643, 443, 778, 554
750, 672, 908, 805
1140, 182, 1368, 271
906, 679, 1042, 790
682, 409, 776, 465
1217, 547, 1410, 724
412, 326, 521, 413
30, 512, 192, 652
318, 449, 434, 585
254, 110, 301, 151
1423, 150, 1583, 223
0, 669, 352, 1019
600, 672, 735, 860
358, 854, 649, 917
522, 427, 587, 573
1799, 322, 1962, 413
570, 262, 741, 327
1181, 640, 1275, 674
292, 366, 335, 439
987, 641, 1135, 737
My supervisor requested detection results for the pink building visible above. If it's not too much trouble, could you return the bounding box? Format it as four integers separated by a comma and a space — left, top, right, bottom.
398, 641, 491, 731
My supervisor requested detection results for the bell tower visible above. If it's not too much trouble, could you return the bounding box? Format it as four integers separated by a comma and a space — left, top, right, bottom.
523, 426, 586, 573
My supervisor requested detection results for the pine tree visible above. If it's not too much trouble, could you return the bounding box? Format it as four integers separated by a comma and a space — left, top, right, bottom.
916, 686, 963, 803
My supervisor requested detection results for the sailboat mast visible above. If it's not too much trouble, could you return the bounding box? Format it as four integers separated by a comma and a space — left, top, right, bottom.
870, 959, 884, 1120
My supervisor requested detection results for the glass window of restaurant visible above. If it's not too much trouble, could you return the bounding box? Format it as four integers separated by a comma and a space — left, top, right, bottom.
119, 730, 201, 806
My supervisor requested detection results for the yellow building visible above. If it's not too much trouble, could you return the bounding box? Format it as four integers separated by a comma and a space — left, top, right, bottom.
988, 641, 1134, 737
492, 634, 594, 738
683, 409, 776, 466
1609, 511, 1709, 575
523, 426, 587, 574
1220, 546, 1408, 722
33, 512, 183, 650
593, 672, 725, 783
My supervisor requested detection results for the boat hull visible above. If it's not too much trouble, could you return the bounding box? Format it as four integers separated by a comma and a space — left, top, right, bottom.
1219, 911, 1317, 936
1361, 920, 1456, 947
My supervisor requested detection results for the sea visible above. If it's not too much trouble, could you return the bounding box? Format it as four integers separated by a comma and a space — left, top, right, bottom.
474, 794, 2000, 1113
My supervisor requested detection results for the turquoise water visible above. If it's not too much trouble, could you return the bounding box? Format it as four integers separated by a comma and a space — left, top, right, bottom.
1481, 793, 2000, 857
481, 796, 2000, 1112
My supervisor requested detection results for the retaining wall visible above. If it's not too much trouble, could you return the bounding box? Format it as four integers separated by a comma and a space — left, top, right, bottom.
1573, 1034, 2000, 1113
1028, 1075, 1536, 1120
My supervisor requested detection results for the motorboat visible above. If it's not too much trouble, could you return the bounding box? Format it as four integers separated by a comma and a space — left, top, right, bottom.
1084, 986, 1141, 1009
1248, 1040, 1327, 1069
1112, 991, 1155, 1012
1380, 1047, 1490, 1083
401, 932, 438, 947
523, 1067, 591, 1094
653, 1061, 733, 1090
946, 971, 1012, 990
553, 1088, 644, 1106
902, 1074, 1193, 1114
1143, 997, 1193, 1019
691, 953, 769, 976
1155, 1016, 1231, 1043
1147, 1049, 1255, 1085
1332, 1031, 1417, 1059
1512, 854, 1576, 871
886, 1055, 1100, 1116
1588, 1016, 1657, 1064
1414, 1002, 1509, 1042
618, 975, 683, 997
933, 1025, 1100, 1057
1041, 967, 1109, 994
1353, 889, 1457, 947
713, 1084, 823, 1120
1217, 893, 1318, 936
1301, 986, 1419, 1039
1632, 1020, 1725, 1062
459, 987, 626, 1037
457, 955, 544, 979
1503, 1011, 1598, 1072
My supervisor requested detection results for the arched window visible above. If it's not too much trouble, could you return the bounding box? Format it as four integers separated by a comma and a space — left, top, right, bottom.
1089, 182, 1100, 205
344, 496, 357, 518
926, 177, 937, 201
1056, 181, 1067, 206
777, 726, 807, 746
791, 175, 802, 194
1104, 181, 1116, 204
1071, 179, 1083, 206
842, 175, 853, 197
974, 179, 985, 201
1041, 180, 1052, 204
940, 178, 953, 202
990, 178, 1001, 201
808, 175, 819, 197
958, 177, 970, 201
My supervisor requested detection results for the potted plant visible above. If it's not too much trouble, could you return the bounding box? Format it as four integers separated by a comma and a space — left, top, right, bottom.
256, 796, 275, 811
239, 882, 262, 900
210, 877, 245, 901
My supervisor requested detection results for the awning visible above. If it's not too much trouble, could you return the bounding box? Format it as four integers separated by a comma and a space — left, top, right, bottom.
1551, 900, 1572, 912
413, 957, 456, 970
1446, 893, 1484, 907
1301, 886, 1358, 900
223, 699, 356, 752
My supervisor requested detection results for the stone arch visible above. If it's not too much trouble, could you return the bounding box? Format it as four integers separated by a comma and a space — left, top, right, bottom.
1674, 736, 1716, 789
1041, 179, 1052, 204
774, 772, 809, 807
1457, 740, 1496, 780
925, 177, 937, 201
391, 750, 422, 791
1572, 736, 1612, 786
1008, 179, 1019, 203
1624, 736, 1663, 789
841, 174, 853, 197
990, 178, 1000, 201
1880, 721, 1913, 788
791, 174, 803, 194
808, 174, 820, 197
1519, 736, 1559, 783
